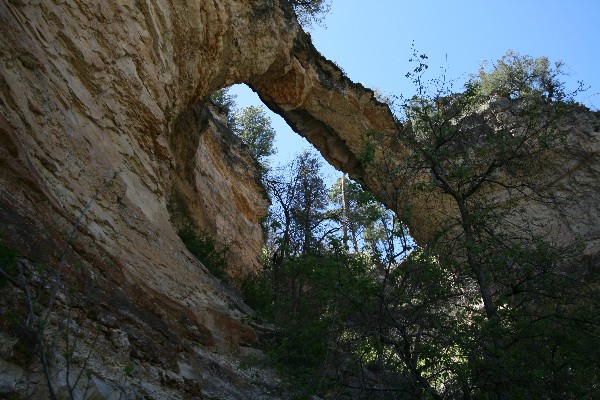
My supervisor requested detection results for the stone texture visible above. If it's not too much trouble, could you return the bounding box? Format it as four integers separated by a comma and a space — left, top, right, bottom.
1, 0, 599, 398
246, 28, 600, 251
0, 0, 282, 397
395, 101, 600, 252
169, 102, 269, 276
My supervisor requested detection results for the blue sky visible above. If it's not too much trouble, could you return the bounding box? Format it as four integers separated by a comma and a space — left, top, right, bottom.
231, 0, 599, 181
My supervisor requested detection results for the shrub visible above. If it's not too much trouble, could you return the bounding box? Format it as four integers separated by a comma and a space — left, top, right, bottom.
178, 226, 229, 281
474, 50, 570, 102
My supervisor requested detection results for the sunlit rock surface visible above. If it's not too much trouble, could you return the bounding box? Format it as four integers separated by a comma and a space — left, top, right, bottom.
1, 0, 598, 398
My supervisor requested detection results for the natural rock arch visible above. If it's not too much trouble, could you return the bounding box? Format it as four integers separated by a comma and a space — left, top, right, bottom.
1, 0, 599, 398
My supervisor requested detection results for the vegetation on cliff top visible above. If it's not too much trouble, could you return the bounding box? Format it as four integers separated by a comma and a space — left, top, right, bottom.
289, 0, 331, 27
238, 52, 600, 399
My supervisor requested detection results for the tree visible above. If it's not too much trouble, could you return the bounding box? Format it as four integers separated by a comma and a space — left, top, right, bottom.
289, 151, 329, 255
265, 150, 330, 260
242, 52, 598, 398
327, 176, 410, 266
355, 51, 600, 399
246, 151, 430, 397
255, 150, 332, 315
209, 87, 237, 126
289, 0, 331, 27
475, 50, 576, 102
328, 175, 370, 252
232, 105, 276, 169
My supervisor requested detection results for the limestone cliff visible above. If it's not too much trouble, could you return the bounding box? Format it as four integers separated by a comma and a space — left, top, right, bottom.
0, 0, 281, 397
1, 0, 599, 398
169, 102, 269, 276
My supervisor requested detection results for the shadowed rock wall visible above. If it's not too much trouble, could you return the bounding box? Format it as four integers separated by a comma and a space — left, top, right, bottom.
1, 0, 599, 398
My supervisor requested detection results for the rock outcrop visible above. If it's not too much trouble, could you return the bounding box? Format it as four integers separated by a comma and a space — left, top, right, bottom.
246, 32, 600, 253
0, 0, 284, 397
1, 0, 599, 398
169, 102, 269, 276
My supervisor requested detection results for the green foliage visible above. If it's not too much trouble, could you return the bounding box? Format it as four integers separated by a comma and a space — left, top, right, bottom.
369, 50, 600, 398
264, 150, 329, 258
168, 189, 230, 280
178, 226, 228, 281
232, 105, 276, 171
474, 50, 572, 102
357, 130, 377, 167
209, 87, 237, 126
327, 176, 412, 266
209, 90, 277, 173
239, 274, 274, 317
289, 151, 328, 254
241, 241, 381, 396
123, 364, 135, 377
289, 0, 331, 28
243, 50, 598, 399
328, 177, 382, 227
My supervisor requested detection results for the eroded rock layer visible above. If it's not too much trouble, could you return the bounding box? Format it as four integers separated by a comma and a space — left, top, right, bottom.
1, 0, 599, 398
0, 0, 283, 397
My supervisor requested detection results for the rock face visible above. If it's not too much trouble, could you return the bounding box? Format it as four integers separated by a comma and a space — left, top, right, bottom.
1, 0, 599, 398
0, 0, 283, 397
169, 102, 269, 275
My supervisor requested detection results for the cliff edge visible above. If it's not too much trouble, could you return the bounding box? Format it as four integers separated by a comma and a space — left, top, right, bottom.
1, 0, 599, 398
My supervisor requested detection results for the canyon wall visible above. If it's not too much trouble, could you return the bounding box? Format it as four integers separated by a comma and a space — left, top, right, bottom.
0, 0, 283, 397
1, 0, 599, 398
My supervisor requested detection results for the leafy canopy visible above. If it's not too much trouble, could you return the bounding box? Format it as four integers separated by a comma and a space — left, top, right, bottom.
209, 87, 237, 126
474, 50, 572, 102
241, 49, 599, 399
233, 105, 276, 166
289, 0, 331, 27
